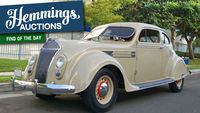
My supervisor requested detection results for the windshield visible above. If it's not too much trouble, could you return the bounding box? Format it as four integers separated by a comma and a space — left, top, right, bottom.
84, 27, 106, 40
84, 26, 135, 42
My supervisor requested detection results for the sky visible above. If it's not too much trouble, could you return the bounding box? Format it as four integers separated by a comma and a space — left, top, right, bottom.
0, 0, 51, 6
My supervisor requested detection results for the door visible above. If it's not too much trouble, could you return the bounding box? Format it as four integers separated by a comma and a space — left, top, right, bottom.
135, 29, 163, 83
160, 32, 173, 77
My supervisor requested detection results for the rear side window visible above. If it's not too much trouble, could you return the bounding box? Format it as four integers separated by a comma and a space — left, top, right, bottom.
161, 33, 170, 44
139, 29, 160, 43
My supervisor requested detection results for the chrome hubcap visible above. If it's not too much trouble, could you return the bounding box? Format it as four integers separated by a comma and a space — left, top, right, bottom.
96, 75, 113, 104
97, 82, 109, 97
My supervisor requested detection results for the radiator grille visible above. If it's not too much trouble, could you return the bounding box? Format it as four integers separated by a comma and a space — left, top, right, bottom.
35, 40, 59, 83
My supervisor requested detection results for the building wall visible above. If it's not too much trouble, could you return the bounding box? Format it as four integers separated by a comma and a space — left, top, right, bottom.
0, 43, 43, 60
194, 47, 200, 54
176, 42, 187, 52
48, 32, 84, 40
176, 42, 200, 54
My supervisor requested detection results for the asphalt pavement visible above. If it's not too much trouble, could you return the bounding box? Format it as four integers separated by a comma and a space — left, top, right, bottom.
0, 73, 200, 113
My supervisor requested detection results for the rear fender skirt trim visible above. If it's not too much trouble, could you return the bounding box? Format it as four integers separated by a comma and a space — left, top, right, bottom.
133, 78, 175, 90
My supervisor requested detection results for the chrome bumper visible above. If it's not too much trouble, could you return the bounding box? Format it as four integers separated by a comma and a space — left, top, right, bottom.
11, 76, 75, 95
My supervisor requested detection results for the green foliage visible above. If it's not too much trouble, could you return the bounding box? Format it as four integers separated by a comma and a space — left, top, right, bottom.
120, 1, 179, 29
0, 58, 27, 72
175, 1, 200, 59
187, 58, 200, 69
177, 1, 200, 38
189, 58, 200, 65
187, 65, 200, 69
85, 0, 200, 59
85, 0, 123, 28
119, 0, 200, 59
176, 51, 200, 58
176, 51, 200, 69
0, 76, 21, 83
194, 38, 200, 46
120, 0, 200, 33
85, 0, 137, 28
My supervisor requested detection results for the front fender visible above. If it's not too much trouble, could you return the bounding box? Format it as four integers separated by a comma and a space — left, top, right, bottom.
68, 50, 130, 93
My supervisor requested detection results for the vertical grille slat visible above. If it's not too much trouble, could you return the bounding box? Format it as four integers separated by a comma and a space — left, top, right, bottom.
35, 40, 59, 83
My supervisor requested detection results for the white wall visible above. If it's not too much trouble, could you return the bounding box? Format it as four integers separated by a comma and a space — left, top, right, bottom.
176, 43, 187, 52
48, 32, 84, 40
194, 47, 200, 54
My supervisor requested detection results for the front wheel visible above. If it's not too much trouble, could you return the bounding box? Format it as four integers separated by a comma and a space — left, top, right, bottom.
169, 78, 184, 92
81, 68, 118, 113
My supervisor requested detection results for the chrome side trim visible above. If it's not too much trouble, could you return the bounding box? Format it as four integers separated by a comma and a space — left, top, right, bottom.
134, 78, 174, 90
103, 51, 136, 58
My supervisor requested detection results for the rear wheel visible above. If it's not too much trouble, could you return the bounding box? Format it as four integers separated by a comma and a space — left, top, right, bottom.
35, 94, 55, 100
169, 78, 184, 92
81, 68, 118, 113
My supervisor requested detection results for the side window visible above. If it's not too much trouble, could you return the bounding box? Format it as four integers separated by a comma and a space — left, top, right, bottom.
161, 33, 170, 44
139, 29, 160, 43
138, 30, 146, 42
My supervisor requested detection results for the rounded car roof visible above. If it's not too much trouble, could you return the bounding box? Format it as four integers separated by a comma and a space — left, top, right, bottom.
93, 22, 162, 31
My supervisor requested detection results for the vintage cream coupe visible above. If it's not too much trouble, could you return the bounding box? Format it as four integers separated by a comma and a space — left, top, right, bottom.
12, 22, 189, 113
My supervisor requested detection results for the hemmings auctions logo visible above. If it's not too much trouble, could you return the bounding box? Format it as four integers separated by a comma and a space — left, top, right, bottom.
6, 7, 80, 31
0, 1, 84, 34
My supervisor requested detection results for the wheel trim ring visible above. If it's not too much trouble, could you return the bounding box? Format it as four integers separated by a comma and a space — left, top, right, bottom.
176, 79, 183, 88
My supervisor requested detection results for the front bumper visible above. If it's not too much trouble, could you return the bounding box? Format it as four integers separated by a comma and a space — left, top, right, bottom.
11, 76, 75, 95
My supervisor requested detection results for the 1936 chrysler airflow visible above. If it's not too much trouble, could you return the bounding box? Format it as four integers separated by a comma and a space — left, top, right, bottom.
11, 22, 189, 113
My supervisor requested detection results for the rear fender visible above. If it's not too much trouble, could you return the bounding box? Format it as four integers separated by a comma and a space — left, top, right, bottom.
170, 56, 188, 80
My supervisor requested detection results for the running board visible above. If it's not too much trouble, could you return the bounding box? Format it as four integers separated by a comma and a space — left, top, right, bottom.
134, 78, 175, 90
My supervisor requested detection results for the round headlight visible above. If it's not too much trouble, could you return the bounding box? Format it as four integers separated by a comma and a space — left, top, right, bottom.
28, 55, 36, 66
56, 56, 66, 68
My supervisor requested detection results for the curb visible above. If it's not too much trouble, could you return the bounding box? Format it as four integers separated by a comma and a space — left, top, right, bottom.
0, 72, 13, 76
191, 72, 200, 75
0, 83, 10, 86
0, 72, 25, 76
190, 69, 200, 74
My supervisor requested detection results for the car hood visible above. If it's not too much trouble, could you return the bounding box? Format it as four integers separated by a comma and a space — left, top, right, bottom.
55, 39, 129, 59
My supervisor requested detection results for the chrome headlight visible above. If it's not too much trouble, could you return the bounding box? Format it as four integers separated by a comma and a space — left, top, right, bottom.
55, 55, 67, 79
56, 56, 66, 69
27, 55, 37, 74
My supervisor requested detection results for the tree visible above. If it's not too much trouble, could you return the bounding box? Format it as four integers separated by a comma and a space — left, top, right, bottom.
84, 0, 122, 28
119, 0, 179, 49
119, 0, 200, 59
84, 0, 136, 28
177, 1, 200, 59
85, 0, 200, 59
194, 38, 200, 47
